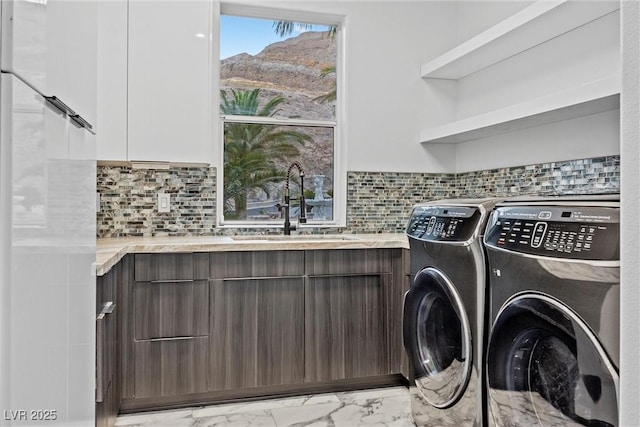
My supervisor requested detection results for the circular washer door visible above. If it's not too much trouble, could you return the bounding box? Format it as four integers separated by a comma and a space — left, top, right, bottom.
403, 267, 472, 408
487, 293, 618, 427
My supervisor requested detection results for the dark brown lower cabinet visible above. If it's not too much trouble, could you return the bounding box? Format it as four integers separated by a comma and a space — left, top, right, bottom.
305, 274, 390, 382
209, 277, 305, 390
134, 337, 209, 398
96, 255, 130, 427
117, 248, 408, 413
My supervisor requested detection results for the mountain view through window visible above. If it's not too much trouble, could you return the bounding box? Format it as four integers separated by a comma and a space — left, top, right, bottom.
220, 14, 337, 224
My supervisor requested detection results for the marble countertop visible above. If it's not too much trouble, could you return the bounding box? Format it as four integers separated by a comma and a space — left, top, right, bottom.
96, 233, 409, 276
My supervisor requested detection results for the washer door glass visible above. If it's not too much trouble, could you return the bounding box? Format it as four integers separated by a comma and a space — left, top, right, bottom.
487, 294, 618, 427
404, 267, 472, 408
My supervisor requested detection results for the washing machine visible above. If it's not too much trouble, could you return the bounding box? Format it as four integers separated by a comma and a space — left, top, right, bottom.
403, 198, 501, 427
483, 195, 620, 427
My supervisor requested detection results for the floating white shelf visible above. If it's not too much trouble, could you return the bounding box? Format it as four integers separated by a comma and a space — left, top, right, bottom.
421, 0, 620, 80
419, 77, 621, 144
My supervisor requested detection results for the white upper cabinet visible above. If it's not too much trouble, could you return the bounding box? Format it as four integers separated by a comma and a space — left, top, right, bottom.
1, 0, 98, 125
46, 0, 98, 126
127, 0, 211, 163
419, 0, 621, 145
97, 0, 128, 161
1, 0, 47, 90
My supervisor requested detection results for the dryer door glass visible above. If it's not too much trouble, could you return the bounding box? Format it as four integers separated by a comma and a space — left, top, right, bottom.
403, 267, 472, 408
487, 294, 618, 427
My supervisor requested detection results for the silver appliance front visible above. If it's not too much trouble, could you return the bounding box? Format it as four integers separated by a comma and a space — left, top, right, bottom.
404, 199, 501, 427
484, 197, 620, 427
487, 293, 618, 427
405, 267, 473, 407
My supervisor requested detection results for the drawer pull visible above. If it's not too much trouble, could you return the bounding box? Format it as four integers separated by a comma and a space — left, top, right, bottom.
147, 336, 197, 342
149, 279, 194, 284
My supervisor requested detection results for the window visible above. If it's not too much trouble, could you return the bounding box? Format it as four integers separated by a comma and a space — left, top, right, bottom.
217, 7, 342, 227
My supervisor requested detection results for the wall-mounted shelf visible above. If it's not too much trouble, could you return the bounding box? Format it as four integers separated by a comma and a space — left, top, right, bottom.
419, 76, 620, 144
421, 0, 620, 80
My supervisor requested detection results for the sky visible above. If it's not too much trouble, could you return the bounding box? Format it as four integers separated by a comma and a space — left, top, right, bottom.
220, 15, 330, 59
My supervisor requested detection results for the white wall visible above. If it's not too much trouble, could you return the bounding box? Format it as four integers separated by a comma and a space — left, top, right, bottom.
455, 109, 620, 173
620, 1, 640, 425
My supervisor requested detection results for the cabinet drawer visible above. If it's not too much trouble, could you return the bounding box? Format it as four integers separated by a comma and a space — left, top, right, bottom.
134, 337, 208, 398
134, 280, 208, 339
134, 253, 208, 281
305, 249, 393, 276
210, 251, 304, 279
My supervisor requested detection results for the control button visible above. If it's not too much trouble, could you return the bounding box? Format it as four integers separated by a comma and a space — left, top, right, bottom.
531, 222, 547, 248
538, 211, 552, 219
586, 235, 593, 241
508, 238, 516, 243
584, 243, 592, 250
580, 226, 587, 233
426, 216, 436, 235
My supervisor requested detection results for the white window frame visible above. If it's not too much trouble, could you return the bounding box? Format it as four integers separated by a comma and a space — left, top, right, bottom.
213, 1, 347, 229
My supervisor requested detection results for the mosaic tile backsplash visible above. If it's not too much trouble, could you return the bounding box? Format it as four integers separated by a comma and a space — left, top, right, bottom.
97, 155, 620, 237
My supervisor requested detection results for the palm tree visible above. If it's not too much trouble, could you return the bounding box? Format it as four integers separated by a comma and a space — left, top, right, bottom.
313, 65, 336, 103
221, 88, 312, 219
272, 21, 337, 38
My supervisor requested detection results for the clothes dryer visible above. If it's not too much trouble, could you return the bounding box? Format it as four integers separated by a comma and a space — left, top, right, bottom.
403, 198, 501, 426
483, 195, 619, 427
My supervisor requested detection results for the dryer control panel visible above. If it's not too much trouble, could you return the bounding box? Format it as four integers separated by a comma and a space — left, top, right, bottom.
407, 206, 482, 242
484, 205, 619, 260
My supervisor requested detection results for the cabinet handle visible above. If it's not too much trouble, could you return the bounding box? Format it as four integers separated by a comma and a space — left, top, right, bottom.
148, 336, 196, 342
97, 301, 116, 319
96, 317, 105, 403
95, 302, 115, 403
149, 279, 194, 284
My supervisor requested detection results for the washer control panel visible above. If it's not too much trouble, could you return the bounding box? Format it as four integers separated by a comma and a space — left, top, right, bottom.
484, 205, 619, 260
407, 205, 482, 242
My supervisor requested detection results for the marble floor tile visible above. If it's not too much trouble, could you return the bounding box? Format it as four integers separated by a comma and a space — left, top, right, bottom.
270, 402, 343, 426
336, 387, 410, 404
115, 409, 193, 427
192, 410, 277, 427
192, 393, 340, 418
116, 386, 414, 427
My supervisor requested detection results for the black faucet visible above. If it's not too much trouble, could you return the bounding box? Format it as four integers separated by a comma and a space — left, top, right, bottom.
282, 162, 307, 235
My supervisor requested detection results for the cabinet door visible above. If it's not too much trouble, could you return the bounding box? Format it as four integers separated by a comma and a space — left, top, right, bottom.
134, 337, 208, 398
210, 278, 305, 390
96, 262, 119, 427
305, 274, 390, 382
128, 0, 210, 163
97, 0, 127, 161
134, 280, 209, 340
1, 0, 97, 124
